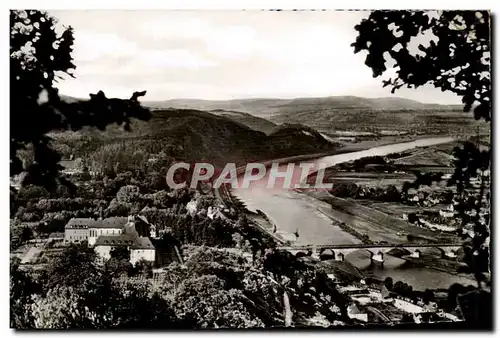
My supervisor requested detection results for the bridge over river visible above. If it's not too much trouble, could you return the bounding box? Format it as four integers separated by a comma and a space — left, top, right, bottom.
278, 243, 462, 263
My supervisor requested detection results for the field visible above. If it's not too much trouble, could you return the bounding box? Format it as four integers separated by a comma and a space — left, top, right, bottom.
272, 109, 489, 137
389, 148, 455, 167
355, 201, 440, 218
323, 171, 415, 189
307, 191, 460, 245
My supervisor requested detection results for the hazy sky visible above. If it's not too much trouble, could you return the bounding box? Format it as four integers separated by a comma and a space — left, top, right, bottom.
50, 10, 461, 104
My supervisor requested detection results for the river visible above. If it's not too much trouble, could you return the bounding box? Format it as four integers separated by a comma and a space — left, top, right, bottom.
232, 136, 476, 289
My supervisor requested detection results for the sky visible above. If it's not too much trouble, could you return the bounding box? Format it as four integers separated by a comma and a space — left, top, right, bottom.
50, 10, 461, 104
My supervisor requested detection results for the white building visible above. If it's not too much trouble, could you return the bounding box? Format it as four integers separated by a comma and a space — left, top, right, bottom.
347, 304, 368, 322
88, 217, 129, 246
65, 218, 95, 243
439, 210, 454, 218
90, 215, 157, 266
130, 237, 156, 265
94, 233, 136, 261
94, 232, 155, 265
394, 298, 425, 314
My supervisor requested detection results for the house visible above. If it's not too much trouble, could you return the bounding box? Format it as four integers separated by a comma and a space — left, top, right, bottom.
94, 233, 156, 265
381, 285, 392, 300
94, 233, 136, 261
88, 217, 129, 246
394, 297, 425, 314
347, 303, 368, 322
424, 301, 438, 312
336, 252, 345, 262
440, 209, 454, 218
130, 237, 156, 265
64, 218, 94, 243
411, 249, 421, 258
89, 215, 157, 266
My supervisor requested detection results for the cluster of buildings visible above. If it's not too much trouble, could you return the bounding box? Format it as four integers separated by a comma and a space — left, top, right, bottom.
64, 215, 158, 265
339, 283, 461, 324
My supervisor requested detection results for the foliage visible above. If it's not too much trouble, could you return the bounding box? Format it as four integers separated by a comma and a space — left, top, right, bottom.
43, 243, 102, 291
352, 10, 491, 120
10, 257, 41, 328
173, 274, 264, 328
108, 282, 179, 329
10, 10, 151, 190
110, 246, 131, 261
393, 280, 414, 299
105, 258, 133, 278
384, 277, 394, 291
30, 285, 110, 329
10, 223, 33, 250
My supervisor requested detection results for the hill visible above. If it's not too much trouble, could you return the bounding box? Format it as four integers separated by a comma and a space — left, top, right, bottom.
208, 109, 277, 134
50, 108, 339, 172
143, 95, 460, 118
146, 98, 290, 118
60, 94, 483, 138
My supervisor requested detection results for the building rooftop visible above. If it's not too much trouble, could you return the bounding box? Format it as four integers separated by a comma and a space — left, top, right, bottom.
348, 303, 362, 315
94, 233, 155, 250
132, 236, 155, 250
137, 215, 150, 225
95, 234, 136, 247
65, 218, 97, 229
381, 285, 391, 299
92, 217, 129, 229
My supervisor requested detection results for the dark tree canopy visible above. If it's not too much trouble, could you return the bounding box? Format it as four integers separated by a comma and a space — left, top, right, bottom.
10, 10, 151, 189
352, 10, 491, 120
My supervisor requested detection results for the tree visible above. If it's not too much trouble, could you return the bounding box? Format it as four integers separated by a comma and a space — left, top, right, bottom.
447, 283, 466, 312
30, 285, 111, 329
352, 10, 490, 120
384, 277, 394, 291
407, 213, 419, 224
174, 274, 264, 328
43, 243, 102, 290
10, 257, 41, 328
10, 10, 151, 190
105, 257, 133, 278
110, 281, 180, 329
353, 10, 491, 289
110, 246, 130, 262
133, 259, 154, 278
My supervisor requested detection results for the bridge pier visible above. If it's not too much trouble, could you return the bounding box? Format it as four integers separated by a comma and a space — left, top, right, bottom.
371, 251, 384, 268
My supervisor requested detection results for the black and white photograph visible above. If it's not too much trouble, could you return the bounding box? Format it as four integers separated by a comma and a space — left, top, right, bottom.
9, 8, 492, 330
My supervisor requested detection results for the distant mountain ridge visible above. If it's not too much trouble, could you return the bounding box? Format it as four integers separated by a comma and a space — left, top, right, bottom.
143, 95, 462, 118
61, 94, 461, 117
